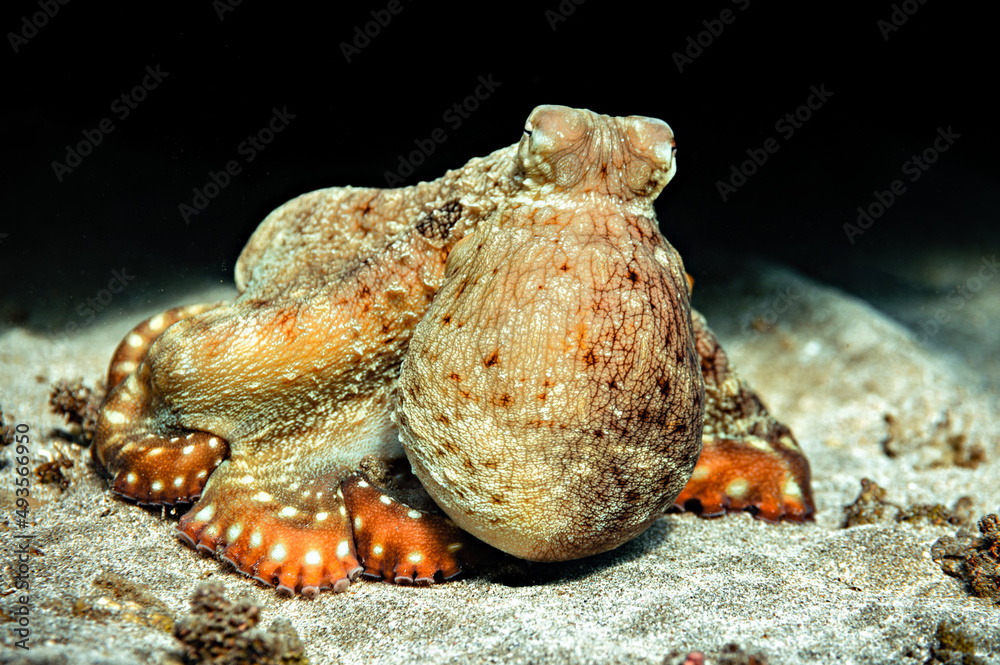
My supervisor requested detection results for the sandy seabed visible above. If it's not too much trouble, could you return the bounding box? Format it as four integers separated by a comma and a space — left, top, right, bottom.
1, 257, 998, 665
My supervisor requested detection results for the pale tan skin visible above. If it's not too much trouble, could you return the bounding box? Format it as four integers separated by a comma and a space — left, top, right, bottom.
396, 106, 705, 561
94, 105, 813, 595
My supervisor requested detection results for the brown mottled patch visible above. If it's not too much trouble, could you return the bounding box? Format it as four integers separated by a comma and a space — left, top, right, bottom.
449, 372, 462, 382
483, 350, 500, 368
496, 393, 513, 407
441, 314, 451, 325
436, 414, 451, 425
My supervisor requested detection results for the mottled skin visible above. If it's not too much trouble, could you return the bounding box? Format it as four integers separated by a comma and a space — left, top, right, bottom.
93, 105, 813, 596
396, 107, 703, 560
95, 152, 519, 595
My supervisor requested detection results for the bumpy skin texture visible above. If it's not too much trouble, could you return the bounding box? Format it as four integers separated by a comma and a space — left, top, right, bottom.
94, 153, 519, 595
93, 105, 813, 596
395, 107, 704, 561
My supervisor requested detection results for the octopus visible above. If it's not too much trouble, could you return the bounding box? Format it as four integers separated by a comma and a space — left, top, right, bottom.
93, 105, 814, 596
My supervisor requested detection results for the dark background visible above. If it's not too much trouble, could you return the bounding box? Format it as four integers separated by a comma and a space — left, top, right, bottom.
1, 1, 995, 332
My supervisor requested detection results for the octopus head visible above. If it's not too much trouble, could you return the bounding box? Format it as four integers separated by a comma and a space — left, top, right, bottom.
516, 104, 677, 200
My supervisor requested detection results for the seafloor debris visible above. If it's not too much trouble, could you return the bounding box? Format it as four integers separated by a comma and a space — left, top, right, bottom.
931, 514, 1000, 605
72, 569, 175, 632
49, 378, 103, 444
882, 411, 986, 469
663, 644, 768, 665
173, 580, 309, 665
842, 478, 975, 528
35, 456, 74, 490
0, 406, 15, 447
924, 619, 987, 665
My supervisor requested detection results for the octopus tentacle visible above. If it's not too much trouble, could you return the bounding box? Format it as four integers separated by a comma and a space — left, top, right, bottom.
105, 303, 223, 389
342, 473, 488, 584
676, 434, 813, 521
94, 361, 230, 505
177, 455, 362, 598
675, 310, 815, 521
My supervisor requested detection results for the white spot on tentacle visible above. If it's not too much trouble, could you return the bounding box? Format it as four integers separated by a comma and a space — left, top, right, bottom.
115, 361, 137, 374
104, 411, 127, 425
690, 465, 709, 481
725, 478, 749, 499
783, 476, 803, 500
